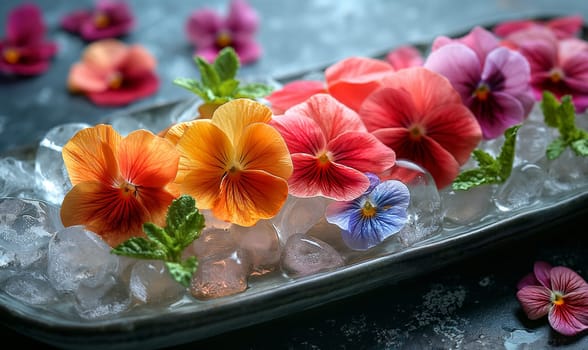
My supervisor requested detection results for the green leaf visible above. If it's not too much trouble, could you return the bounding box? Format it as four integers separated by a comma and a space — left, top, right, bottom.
451, 125, 520, 191
166, 258, 198, 288
236, 83, 275, 99
110, 237, 167, 260
214, 47, 239, 81
111, 195, 205, 287
195, 56, 221, 92
175, 47, 273, 105
540, 91, 588, 160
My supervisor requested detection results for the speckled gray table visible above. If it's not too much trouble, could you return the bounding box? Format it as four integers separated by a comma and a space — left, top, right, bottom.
2, 1, 588, 349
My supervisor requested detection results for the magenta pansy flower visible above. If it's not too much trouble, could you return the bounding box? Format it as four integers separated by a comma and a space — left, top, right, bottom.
493, 15, 584, 40
60, 0, 134, 41
325, 173, 410, 251
270, 93, 396, 201
425, 26, 534, 140
503, 26, 588, 113
185, 0, 261, 65
0, 3, 57, 76
517, 261, 588, 336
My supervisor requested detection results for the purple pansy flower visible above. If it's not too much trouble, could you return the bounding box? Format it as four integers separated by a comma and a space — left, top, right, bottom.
502, 26, 588, 113
325, 173, 410, 251
424, 26, 535, 140
60, 0, 134, 41
185, 0, 261, 65
0, 3, 57, 76
517, 261, 588, 336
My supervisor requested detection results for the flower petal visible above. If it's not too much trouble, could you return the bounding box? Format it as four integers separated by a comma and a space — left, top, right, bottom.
326, 56, 395, 112
270, 114, 326, 155
288, 153, 370, 201
81, 39, 128, 71
549, 301, 588, 336
469, 92, 525, 139
7, 3, 45, 44
328, 131, 396, 173
68, 62, 109, 93
516, 285, 552, 320
386, 45, 424, 70
214, 169, 289, 226
212, 98, 273, 145
226, 0, 259, 34
118, 129, 179, 187
533, 261, 553, 288
285, 94, 367, 141
60, 181, 149, 247
62, 124, 121, 186
185, 8, 223, 47
550, 266, 588, 294
237, 123, 293, 179
86, 72, 159, 106
266, 80, 327, 115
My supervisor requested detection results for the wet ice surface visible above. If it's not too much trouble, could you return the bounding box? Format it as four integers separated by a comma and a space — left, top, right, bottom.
0, 100, 587, 327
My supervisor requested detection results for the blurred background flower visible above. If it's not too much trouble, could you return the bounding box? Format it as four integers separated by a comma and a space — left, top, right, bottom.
185, 0, 261, 65
0, 3, 57, 76
60, 0, 134, 41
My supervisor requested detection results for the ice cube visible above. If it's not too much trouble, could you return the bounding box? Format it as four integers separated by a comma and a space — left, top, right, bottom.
280, 233, 344, 278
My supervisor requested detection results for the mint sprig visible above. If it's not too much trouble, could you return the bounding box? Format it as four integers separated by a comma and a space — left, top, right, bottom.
452, 125, 521, 191
173, 47, 273, 105
111, 195, 205, 287
540, 91, 588, 159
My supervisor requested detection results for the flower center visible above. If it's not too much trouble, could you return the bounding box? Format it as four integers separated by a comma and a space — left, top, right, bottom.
549, 68, 565, 83
94, 12, 110, 29
119, 181, 137, 197
551, 292, 565, 306
216, 31, 233, 48
408, 124, 424, 141
361, 200, 377, 218
317, 152, 332, 168
108, 72, 123, 89
3, 48, 20, 64
474, 83, 491, 101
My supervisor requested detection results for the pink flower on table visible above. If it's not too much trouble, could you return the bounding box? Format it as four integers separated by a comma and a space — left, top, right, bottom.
493, 15, 584, 40
270, 93, 396, 201
0, 3, 57, 76
517, 261, 588, 336
60, 0, 134, 41
67, 39, 158, 106
425, 26, 534, 140
266, 56, 395, 114
502, 26, 588, 113
185, 0, 261, 65
359, 67, 482, 190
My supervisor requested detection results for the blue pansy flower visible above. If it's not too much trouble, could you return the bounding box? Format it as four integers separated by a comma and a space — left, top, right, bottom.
325, 173, 410, 250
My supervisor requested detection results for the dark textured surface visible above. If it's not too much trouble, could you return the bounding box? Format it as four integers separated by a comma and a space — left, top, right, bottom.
2, 1, 588, 349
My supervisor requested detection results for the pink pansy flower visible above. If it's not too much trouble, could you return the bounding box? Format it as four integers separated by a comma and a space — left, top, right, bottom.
386, 45, 424, 70
493, 15, 584, 40
517, 261, 588, 336
425, 26, 534, 139
67, 39, 158, 106
185, 0, 261, 65
266, 56, 395, 114
0, 3, 57, 76
359, 67, 482, 190
502, 26, 588, 113
270, 93, 396, 201
60, 0, 134, 41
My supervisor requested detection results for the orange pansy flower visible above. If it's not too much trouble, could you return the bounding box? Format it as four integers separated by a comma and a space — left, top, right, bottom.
60, 124, 180, 247
175, 98, 293, 226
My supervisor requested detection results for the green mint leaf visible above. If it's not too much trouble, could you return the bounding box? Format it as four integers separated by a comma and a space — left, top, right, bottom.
111, 195, 205, 287
110, 237, 168, 260
195, 56, 221, 93
571, 139, 588, 157
546, 138, 567, 160
540, 91, 588, 159
214, 47, 239, 81
451, 125, 520, 191
540, 91, 559, 128
165, 258, 198, 288
236, 83, 275, 99
175, 47, 273, 105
